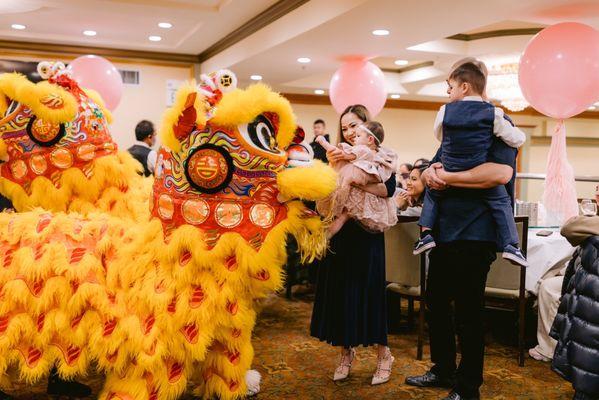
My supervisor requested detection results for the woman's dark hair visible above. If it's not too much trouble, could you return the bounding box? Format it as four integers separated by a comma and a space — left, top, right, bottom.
338, 104, 371, 144
135, 120, 155, 141
413, 158, 430, 168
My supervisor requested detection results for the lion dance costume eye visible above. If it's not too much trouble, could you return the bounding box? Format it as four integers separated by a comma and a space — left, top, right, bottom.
0, 65, 337, 400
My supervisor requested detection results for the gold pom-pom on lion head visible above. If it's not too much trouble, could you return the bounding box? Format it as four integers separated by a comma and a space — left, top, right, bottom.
152, 70, 336, 258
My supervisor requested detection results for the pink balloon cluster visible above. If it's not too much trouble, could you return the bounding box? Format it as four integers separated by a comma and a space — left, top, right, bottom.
519, 22, 599, 119
68, 55, 124, 111
329, 59, 387, 117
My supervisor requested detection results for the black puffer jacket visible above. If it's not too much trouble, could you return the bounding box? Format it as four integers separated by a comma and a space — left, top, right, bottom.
550, 235, 599, 396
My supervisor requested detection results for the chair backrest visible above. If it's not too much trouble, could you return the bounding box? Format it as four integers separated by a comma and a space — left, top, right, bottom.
385, 217, 421, 287
486, 216, 529, 291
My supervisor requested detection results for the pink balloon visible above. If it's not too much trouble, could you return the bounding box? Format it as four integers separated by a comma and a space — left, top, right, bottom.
68, 55, 123, 111
329, 59, 387, 117
519, 22, 599, 119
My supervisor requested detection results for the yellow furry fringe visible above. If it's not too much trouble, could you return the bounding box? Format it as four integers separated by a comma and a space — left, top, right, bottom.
0, 151, 151, 221
159, 80, 208, 153
0, 73, 78, 124
0, 197, 327, 400
210, 83, 297, 149
277, 160, 338, 203
0, 139, 7, 162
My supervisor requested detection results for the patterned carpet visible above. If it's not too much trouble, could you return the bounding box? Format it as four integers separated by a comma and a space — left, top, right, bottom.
8, 290, 573, 399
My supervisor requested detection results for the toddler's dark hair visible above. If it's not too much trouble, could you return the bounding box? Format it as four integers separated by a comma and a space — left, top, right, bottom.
448, 62, 486, 95
363, 121, 384, 145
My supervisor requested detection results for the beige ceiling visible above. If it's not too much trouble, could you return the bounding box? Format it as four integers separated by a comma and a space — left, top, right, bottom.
0, 0, 279, 53
1, 0, 598, 105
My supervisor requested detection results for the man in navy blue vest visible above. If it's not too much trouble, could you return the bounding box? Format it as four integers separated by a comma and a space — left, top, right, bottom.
404, 138, 517, 399
127, 120, 157, 177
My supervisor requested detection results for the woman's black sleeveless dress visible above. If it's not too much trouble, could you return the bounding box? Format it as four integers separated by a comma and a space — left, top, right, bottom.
310, 174, 396, 347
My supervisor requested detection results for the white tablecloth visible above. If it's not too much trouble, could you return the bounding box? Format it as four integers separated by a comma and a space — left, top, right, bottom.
526, 228, 575, 295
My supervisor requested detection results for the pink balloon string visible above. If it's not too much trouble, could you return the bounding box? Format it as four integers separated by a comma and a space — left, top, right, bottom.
542, 119, 579, 225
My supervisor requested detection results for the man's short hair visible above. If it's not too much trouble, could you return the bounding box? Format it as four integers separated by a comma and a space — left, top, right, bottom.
135, 120, 154, 141
448, 62, 486, 96
313, 119, 325, 126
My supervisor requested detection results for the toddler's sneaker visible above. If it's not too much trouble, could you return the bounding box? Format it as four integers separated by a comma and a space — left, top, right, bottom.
502, 244, 528, 267
413, 234, 436, 255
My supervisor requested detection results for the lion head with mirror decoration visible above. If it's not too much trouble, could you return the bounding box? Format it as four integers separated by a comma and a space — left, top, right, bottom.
152, 69, 336, 254
0, 61, 149, 220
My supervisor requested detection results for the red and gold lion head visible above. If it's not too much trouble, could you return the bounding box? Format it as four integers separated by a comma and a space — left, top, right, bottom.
0, 62, 117, 189
0, 62, 147, 218
151, 70, 335, 248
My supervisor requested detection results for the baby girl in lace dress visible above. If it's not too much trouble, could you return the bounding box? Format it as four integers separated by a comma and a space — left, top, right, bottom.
316, 121, 398, 237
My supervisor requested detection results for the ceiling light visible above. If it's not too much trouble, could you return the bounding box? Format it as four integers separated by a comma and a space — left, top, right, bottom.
314, 89, 325, 95
394, 59, 408, 66
250, 75, 262, 81
297, 57, 311, 64
148, 35, 162, 42
11, 24, 26, 30
158, 22, 172, 29
486, 60, 529, 112
390, 94, 401, 99
372, 29, 389, 36
83, 30, 97, 36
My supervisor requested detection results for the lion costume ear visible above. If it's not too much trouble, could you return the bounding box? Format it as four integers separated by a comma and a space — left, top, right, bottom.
159, 81, 207, 153
0, 73, 77, 124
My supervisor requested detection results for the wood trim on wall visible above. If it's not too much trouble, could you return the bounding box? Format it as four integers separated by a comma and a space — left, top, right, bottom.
282, 93, 599, 120
0, 40, 197, 66
531, 137, 599, 146
198, 0, 310, 62
447, 28, 543, 41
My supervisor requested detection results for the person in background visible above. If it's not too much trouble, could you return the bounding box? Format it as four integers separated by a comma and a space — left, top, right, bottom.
529, 185, 599, 363
398, 163, 413, 189
310, 119, 329, 163
395, 162, 429, 216
550, 212, 599, 400
127, 120, 157, 177
413, 158, 430, 169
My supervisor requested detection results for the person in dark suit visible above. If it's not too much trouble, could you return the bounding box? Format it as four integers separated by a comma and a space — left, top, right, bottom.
309, 119, 329, 163
127, 120, 157, 176
405, 139, 517, 400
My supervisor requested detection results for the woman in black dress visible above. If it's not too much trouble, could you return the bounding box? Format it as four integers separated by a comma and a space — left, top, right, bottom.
310, 104, 396, 385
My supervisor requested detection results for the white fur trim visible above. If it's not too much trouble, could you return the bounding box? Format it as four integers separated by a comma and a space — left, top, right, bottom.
245, 369, 261, 396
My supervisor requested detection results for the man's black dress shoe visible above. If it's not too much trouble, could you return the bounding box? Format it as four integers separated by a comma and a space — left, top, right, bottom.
0, 390, 13, 400
441, 391, 480, 400
47, 375, 92, 398
405, 370, 455, 388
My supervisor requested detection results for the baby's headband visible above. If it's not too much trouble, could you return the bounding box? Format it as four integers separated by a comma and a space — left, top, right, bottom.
358, 124, 381, 144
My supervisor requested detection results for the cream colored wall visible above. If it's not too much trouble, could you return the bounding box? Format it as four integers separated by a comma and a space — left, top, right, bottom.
109, 62, 191, 150
292, 103, 599, 201
0, 54, 193, 150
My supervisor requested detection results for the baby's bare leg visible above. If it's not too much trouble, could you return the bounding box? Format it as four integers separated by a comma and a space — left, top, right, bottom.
315, 135, 337, 152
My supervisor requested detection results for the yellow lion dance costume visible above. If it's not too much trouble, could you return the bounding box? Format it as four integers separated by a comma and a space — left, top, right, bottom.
0, 64, 336, 400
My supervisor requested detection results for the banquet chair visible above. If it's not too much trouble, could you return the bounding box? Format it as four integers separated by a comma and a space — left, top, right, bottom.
484, 215, 530, 367
385, 216, 427, 360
